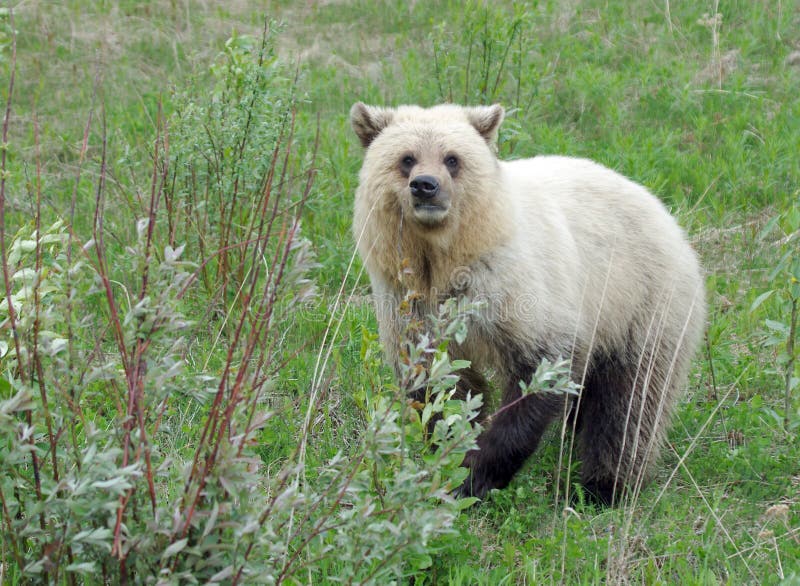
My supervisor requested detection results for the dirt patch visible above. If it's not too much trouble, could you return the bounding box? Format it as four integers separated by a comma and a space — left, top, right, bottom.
785, 51, 800, 67
274, 5, 393, 83
694, 49, 740, 85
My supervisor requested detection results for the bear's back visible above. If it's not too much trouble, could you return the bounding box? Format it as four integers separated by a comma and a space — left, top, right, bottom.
498, 155, 704, 354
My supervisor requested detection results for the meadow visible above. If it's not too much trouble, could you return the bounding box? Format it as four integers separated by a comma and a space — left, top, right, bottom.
0, 0, 798, 583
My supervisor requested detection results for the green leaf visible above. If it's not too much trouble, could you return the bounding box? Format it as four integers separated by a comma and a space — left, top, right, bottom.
202, 499, 220, 539
750, 290, 774, 313
765, 320, 790, 335
72, 527, 113, 549
11, 267, 37, 284
767, 248, 794, 281
408, 552, 433, 570
0, 388, 34, 416
210, 566, 235, 582
91, 477, 128, 490
780, 204, 800, 232
791, 279, 800, 300
456, 496, 479, 510
66, 562, 97, 574
764, 407, 783, 426
756, 214, 780, 242
161, 538, 188, 560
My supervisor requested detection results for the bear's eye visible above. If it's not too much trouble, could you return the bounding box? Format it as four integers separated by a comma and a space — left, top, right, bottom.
444, 155, 459, 171
401, 155, 416, 168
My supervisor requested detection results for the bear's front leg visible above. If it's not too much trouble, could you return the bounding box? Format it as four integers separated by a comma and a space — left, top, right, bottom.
456, 387, 568, 499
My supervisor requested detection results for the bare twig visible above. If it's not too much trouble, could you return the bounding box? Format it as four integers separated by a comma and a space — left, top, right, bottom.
31, 111, 60, 483
0, 0, 22, 378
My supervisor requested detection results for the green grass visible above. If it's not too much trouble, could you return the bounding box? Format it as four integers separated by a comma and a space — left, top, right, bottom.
3, 0, 799, 583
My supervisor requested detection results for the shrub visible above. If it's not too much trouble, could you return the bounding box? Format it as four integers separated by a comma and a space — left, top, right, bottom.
0, 19, 483, 584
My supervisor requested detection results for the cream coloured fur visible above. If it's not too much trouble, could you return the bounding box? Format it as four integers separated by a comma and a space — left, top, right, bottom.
350, 102, 706, 504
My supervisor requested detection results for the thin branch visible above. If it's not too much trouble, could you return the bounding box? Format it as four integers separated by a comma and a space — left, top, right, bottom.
785, 298, 797, 429
0, 1, 23, 379
31, 110, 59, 482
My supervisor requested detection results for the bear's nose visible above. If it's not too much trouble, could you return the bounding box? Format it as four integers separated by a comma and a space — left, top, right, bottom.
409, 175, 440, 200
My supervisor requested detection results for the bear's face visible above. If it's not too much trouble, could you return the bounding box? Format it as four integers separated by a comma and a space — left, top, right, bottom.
351, 103, 505, 231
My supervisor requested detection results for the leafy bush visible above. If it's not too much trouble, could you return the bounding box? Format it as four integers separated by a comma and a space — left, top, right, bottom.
0, 19, 491, 584
164, 29, 309, 316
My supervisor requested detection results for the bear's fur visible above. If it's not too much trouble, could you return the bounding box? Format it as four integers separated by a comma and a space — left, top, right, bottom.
350, 102, 706, 505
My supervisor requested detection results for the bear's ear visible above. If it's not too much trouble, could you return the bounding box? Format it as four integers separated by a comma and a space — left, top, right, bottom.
350, 102, 395, 148
465, 104, 505, 145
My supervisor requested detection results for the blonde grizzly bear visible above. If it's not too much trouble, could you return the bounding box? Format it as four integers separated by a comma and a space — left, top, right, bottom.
350, 102, 706, 505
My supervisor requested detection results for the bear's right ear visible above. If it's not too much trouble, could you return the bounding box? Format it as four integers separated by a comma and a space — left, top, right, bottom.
350, 102, 395, 148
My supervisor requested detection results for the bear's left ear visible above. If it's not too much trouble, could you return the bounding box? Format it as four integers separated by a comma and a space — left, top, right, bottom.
350, 102, 395, 148
465, 104, 505, 145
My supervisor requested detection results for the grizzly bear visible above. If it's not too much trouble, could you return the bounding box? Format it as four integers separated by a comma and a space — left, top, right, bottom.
350, 102, 706, 505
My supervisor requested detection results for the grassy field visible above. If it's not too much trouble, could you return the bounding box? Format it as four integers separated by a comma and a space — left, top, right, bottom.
1, 0, 799, 583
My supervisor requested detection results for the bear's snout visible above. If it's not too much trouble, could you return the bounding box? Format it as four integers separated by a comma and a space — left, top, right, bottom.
409, 175, 440, 200
408, 174, 450, 225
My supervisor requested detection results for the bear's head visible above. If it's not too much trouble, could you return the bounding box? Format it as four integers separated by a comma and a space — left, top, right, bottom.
350, 103, 505, 231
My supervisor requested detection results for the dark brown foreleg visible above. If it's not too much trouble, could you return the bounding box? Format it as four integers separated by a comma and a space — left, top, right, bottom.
457, 374, 568, 499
